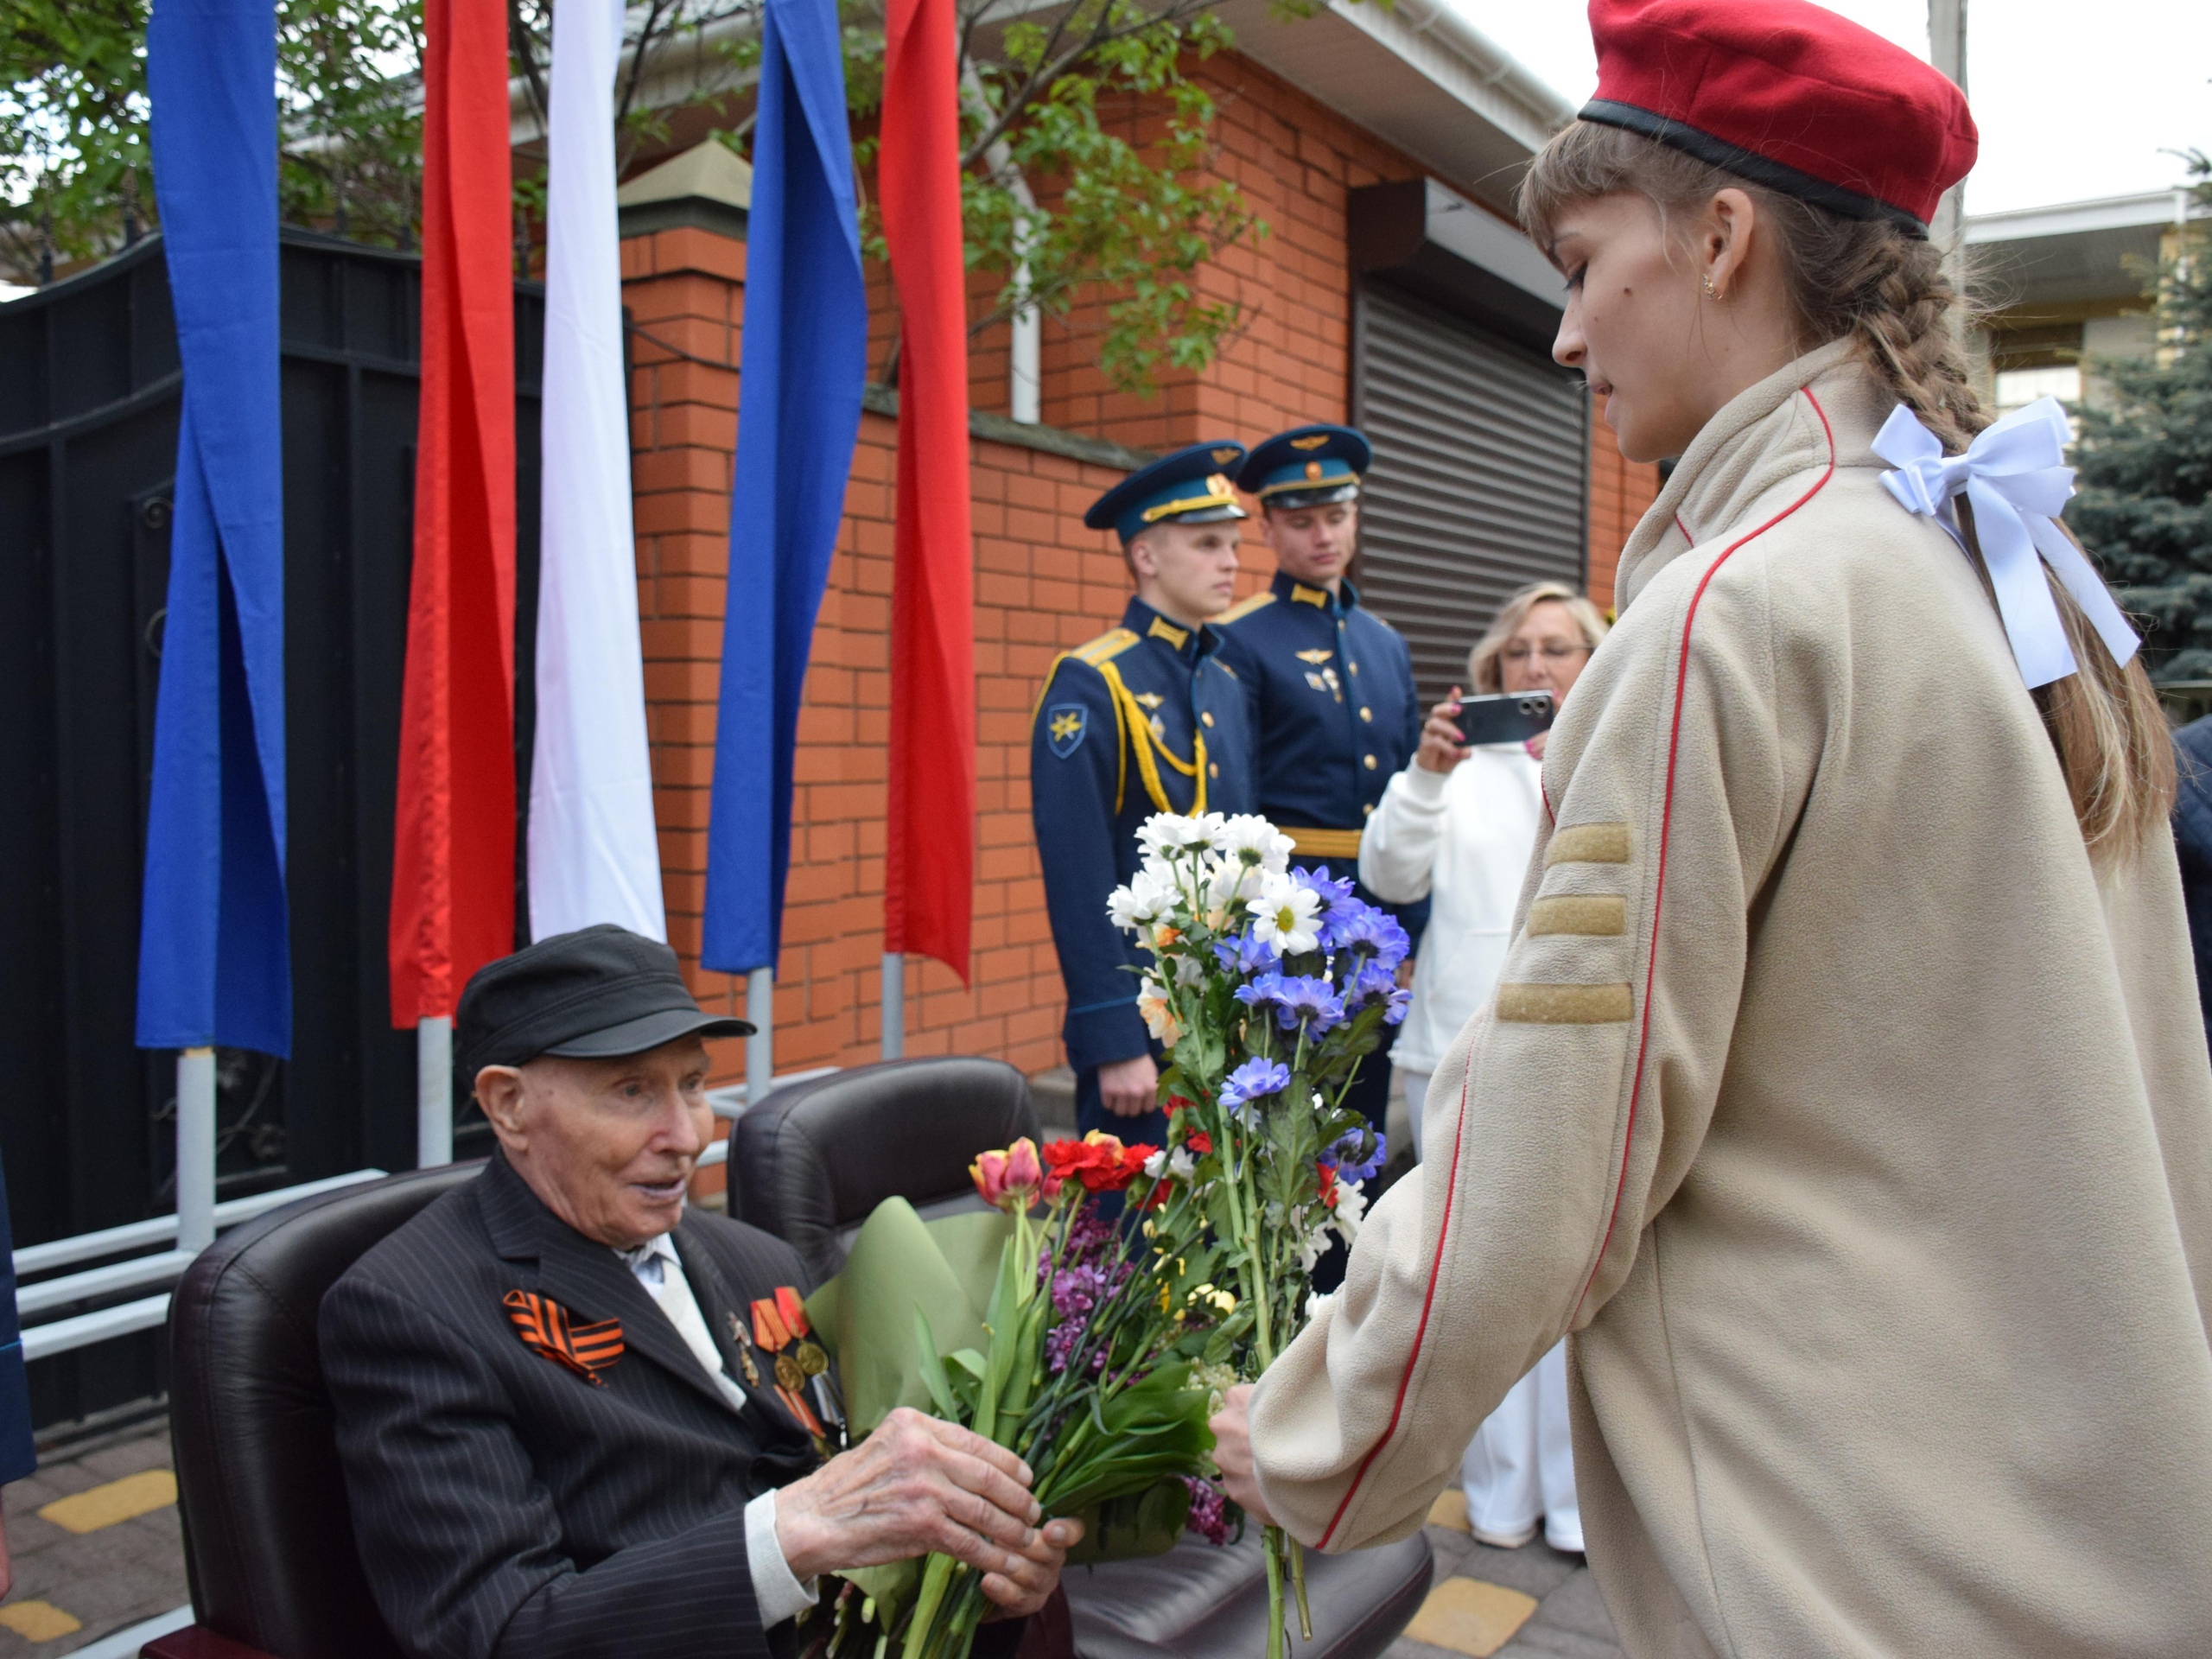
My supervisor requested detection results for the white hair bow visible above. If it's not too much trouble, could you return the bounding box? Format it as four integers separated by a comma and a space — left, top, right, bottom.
1872, 397, 2138, 689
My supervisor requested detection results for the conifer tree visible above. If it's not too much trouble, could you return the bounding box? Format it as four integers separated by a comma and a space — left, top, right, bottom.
2071, 153, 2212, 680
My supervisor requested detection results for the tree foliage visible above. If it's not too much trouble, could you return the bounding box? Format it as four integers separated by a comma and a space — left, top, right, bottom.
2071, 152, 2212, 681
3, 0, 1295, 393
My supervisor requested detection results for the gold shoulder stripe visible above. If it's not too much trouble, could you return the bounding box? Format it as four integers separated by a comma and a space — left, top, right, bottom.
1497, 983, 1633, 1024
1074, 626, 1141, 666
1215, 592, 1276, 625
1284, 827, 1363, 860
1545, 823, 1631, 867
1527, 895, 1627, 938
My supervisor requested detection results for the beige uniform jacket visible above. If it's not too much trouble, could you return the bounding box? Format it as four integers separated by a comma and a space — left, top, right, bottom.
1249, 341, 2212, 1656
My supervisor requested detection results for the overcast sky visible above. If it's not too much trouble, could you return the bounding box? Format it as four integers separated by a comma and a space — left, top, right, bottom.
1459, 0, 2212, 216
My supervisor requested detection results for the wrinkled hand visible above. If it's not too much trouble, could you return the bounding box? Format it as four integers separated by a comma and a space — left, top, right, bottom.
775, 1408, 1082, 1611
1208, 1385, 1275, 1527
1414, 689, 1470, 774
1097, 1052, 1159, 1119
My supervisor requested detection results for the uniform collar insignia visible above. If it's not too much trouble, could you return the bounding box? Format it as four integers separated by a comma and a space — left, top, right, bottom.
1290, 583, 1330, 607
1147, 615, 1191, 648
1132, 690, 1166, 709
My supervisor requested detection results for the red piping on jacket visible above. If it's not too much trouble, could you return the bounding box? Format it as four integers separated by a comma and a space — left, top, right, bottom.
1313, 388, 1837, 1549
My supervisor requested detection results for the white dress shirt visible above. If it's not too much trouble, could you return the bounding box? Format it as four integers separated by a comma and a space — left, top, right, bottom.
616, 1232, 819, 1626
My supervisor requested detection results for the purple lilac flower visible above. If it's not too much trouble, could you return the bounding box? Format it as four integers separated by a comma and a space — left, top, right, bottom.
1185, 1478, 1233, 1546
1268, 974, 1345, 1034
1219, 1058, 1290, 1115
1064, 1208, 1116, 1264
1046, 1320, 1107, 1376
1051, 1263, 1109, 1323
1319, 1126, 1387, 1184
1212, 932, 1280, 977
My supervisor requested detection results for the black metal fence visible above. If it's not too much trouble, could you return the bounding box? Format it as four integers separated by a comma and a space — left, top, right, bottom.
0, 231, 543, 1429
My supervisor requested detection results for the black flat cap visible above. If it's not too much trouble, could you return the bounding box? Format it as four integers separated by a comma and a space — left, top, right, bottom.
456, 924, 753, 1077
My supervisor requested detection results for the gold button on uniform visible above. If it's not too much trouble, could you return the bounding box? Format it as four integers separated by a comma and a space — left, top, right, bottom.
1201, 711, 1215, 728
1359, 707, 1372, 721
1349, 661, 1360, 675
1363, 754, 1376, 770
1208, 763, 1220, 779
1363, 803, 1375, 817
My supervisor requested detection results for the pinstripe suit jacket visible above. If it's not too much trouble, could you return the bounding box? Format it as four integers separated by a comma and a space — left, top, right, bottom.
320, 1152, 823, 1659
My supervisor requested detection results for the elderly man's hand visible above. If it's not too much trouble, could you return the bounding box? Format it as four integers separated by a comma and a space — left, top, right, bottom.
775, 1408, 1084, 1612
1208, 1384, 1276, 1527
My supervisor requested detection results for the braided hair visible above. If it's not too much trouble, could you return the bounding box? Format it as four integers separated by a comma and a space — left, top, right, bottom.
1517, 121, 2174, 861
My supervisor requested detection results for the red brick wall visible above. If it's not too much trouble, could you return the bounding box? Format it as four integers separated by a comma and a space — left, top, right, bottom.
624, 224, 1141, 1093
619, 55, 1657, 1099
1586, 416, 1663, 612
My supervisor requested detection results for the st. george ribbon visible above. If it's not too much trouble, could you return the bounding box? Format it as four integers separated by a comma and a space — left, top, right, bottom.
1873, 396, 2139, 689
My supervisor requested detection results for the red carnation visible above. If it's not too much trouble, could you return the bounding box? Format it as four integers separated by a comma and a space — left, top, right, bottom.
1316, 1162, 1341, 1211
1184, 1131, 1213, 1156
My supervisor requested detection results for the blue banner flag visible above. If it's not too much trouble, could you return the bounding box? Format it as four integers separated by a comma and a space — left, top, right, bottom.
702, 0, 867, 975
136, 0, 289, 1055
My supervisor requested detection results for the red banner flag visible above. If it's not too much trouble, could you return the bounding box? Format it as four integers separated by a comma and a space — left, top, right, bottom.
880, 0, 976, 982
390, 0, 518, 1022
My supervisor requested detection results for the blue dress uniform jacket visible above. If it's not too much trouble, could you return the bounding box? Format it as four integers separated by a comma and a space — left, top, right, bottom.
1214, 571, 1422, 890
1031, 598, 1255, 1074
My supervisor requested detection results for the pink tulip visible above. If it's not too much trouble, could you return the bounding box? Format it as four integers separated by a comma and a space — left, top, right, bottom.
969, 1136, 1044, 1212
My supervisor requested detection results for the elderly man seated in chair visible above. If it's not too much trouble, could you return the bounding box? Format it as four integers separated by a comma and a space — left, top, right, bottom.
321, 925, 1079, 1659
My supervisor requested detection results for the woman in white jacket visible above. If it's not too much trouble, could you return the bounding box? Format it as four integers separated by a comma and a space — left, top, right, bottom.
1359, 578, 1606, 1553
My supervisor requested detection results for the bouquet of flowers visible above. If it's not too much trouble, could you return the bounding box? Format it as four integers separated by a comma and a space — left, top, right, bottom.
808, 1129, 1243, 1659
1107, 811, 1405, 1659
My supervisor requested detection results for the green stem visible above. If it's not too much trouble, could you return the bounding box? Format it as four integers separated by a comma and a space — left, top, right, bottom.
1291, 1535, 1312, 1639
1263, 1526, 1287, 1659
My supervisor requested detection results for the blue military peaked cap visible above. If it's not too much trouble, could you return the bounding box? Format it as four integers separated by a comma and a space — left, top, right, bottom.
1085, 440, 1249, 545
1238, 423, 1371, 510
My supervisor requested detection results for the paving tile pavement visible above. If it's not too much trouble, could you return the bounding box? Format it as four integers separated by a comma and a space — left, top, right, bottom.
1383, 1517, 1625, 1659
0, 1420, 188, 1656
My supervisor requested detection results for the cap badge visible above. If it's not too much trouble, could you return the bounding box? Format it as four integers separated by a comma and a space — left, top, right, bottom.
1212, 447, 1241, 465
1304, 461, 1325, 481
1205, 474, 1232, 496
1290, 435, 1329, 450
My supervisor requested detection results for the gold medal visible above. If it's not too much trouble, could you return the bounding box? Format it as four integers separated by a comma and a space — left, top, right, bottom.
775, 1352, 806, 1392
796, 1339, 830, 1377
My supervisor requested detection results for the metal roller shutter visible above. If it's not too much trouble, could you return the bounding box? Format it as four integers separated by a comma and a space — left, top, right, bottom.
1351, 279, 1589, 702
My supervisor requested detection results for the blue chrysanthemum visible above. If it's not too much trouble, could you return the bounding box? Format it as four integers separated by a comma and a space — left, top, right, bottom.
1268, 974, 1345, 1033
1213, 932, 1281, 977
1319, 1126, 1387, 1184
1219, 1058, 1291, 1116
1329, 903, 1412, 969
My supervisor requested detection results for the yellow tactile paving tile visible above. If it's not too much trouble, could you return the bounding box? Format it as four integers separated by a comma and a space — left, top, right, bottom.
1427, 1488, 1473, 1533
35, 1468, 178, 1535
1403, 1576, 1541, 1658
0, 1600, 84, 1640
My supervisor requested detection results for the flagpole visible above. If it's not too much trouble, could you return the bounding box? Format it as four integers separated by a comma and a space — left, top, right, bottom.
747, 968, 774, 1107
176, 1048, 216, 1254
880, 952, 905, 1058
417, 1015, 453, 1166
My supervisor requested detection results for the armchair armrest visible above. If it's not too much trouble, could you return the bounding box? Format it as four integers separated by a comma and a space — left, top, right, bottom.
142, 1624, 283, 1659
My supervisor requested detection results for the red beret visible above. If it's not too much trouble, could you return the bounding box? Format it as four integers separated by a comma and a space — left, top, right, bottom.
1581, 0, 1977, 231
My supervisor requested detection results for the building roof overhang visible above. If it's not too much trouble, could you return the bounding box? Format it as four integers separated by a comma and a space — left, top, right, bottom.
1216, 0, 1573, 218
1967, 189, 2204, 311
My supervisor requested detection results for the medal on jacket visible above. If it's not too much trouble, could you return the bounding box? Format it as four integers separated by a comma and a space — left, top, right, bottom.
748, 1287, 847, 1450
726, 1313, 764, 1388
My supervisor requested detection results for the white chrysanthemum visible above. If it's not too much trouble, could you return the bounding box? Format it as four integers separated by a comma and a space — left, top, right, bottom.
1105, 866, 1175, 931
1206, 857, 1268, 909
1249, 875, 1323, 955
1217, 814, 1294, 873
1137, 813, 1213, 859
1173, 952, 1206, 987
1143, 1146, 1198, 1181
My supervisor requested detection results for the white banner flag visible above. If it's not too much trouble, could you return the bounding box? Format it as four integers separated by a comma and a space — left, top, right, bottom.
529, 0, 666, 943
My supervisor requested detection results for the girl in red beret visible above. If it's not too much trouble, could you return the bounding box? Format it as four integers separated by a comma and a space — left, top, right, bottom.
1211, 2, 2212, 1653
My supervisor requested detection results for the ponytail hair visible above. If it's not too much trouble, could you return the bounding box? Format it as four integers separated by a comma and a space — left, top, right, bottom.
1518, 121, 2175, 862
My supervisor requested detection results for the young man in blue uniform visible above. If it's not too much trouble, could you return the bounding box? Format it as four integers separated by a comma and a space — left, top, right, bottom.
1215, 424, 1423, 1142
1032, 442, 1257, 1150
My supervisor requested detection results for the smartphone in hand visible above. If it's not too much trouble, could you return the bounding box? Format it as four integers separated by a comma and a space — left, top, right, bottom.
1451, 690, 1554, 747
